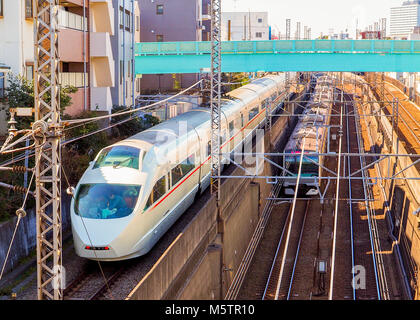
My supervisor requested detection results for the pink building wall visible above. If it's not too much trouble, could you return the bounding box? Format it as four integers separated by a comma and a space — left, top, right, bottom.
65, 88, 87, 117
58, 29, 84, 63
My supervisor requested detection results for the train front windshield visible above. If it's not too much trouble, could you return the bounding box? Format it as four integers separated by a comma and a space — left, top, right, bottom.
93, 146, 140, 170
285, 156, 319, 175
74, 184, 141, 219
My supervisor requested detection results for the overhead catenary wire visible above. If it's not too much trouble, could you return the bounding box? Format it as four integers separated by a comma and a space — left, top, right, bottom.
65, 80, 203, 126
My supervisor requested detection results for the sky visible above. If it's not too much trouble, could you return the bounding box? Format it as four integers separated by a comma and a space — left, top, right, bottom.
222, 0, 406, 38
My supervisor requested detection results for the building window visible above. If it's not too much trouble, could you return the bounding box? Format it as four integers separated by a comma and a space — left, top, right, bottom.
156, 34, 164, 42
119, 7, 124, 29
0, 0, 4, 17
136, 78, 140, 93
127, 60, 131, 78
125, 10, 131, 32
256, 32, 262, 38
136, 16, 140, 32
25, 0, 33, 19
156, 5, 163, 15
257, 18, 262, 23
131, 59, 134, 80
26, 64, 34, 81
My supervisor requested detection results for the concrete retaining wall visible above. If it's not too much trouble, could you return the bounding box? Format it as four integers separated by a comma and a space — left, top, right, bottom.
0, 194, 72, 277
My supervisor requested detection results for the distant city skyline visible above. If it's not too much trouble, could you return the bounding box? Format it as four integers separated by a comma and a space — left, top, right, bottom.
222, 0, 406, 38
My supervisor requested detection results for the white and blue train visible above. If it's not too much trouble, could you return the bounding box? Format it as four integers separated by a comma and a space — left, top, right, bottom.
71, 73, 297, 261
282, 74, 334, 196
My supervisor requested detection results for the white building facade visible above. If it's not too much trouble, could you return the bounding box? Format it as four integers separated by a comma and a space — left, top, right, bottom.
390, 0, 420, 39
0, 0, 34, 90
221, 12, 269, 41
109, 0, 140, 108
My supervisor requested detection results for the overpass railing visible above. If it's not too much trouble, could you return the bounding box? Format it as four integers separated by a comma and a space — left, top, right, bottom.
136, 40, 420, 56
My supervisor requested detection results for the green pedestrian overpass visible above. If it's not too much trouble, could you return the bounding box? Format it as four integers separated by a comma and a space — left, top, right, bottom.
135, 39, 420, 74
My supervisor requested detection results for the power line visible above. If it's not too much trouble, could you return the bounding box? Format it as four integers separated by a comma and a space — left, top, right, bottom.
65, 80, 203, 126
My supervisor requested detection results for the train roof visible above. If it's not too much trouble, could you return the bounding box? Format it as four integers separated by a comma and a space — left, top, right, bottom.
284, 122, 327, 153
111, 75, 284, 151
115, 108, 211, 150
227, 75, 281, 105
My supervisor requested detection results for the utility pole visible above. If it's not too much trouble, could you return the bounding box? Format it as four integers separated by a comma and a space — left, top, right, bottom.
210, 0, 222, 202
33, 0, 63, 300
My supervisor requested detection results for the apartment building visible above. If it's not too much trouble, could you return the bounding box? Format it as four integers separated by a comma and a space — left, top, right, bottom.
138, 0, 207, 93
110, 0, 140, 108
221, 12, 269, 41
0, 0, 115, 116
390, 0, 420, 39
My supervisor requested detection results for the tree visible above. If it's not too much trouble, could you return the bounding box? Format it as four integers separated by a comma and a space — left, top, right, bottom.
1, 73, 77, 130
111, 105, 160, 139
0, 73, 77, 220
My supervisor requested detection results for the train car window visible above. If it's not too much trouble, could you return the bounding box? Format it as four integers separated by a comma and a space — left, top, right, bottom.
220, 132, 226, 146
146, 175, 167, 209
229, 121, 234, 137
171, 154, 195, 187
241, 114, 244, 127
94, 146, 140, 170
286, 159, 319, 175
74, 184, 141, 219
248, 107, 259, 121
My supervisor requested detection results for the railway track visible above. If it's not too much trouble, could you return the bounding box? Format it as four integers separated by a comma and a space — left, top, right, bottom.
383, 85, 420, 152
344, 92, 382, 300
63, 262, 127, 300
263, 200, 310, 300
227, 76, 407, 301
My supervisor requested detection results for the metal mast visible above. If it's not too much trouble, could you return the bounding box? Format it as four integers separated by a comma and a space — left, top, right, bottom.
285, 19, 291, 99
33, 0, 63, 300
210, 0, 222, 201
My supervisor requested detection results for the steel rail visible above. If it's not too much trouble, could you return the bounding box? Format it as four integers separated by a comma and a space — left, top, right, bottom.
345, 73, 414, 300
382, 86, 420, 146
273, 141, 306, 300
286, 201, 310, 300
329, 84, 344, 300
353, 91, 383, 300
345, 94, 356, 300
261, 201, 292, 300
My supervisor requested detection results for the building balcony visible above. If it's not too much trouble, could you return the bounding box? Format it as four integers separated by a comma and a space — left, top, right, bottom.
90, 32, 115, 88
58, 28, 85, 62
58, 9, 87, 32
59, 72, 87, 88
90, 0, 114, 35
